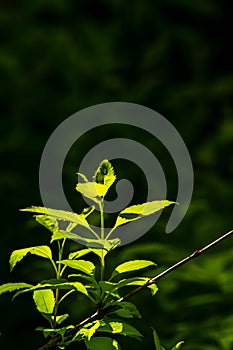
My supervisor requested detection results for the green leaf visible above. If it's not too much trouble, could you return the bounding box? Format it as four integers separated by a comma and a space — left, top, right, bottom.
35, 215, 58, 233
93, 160, 116, 188
33, 289, 55, 314
20, 206, 91, 229
13, 281, 88, 299
68, 274, 99, 288
99, 320, 142, 340
100, 277, 158, 297
51, 314, 69, 325
77, 172, 89, 183
111, 260, 156, 279
36, 325, 74, 341
76, 160, 116, 201
152, 328, 163, 350
113, 200, 176, 230
0, 282, 33, 296
106, 301, 141, 318
171, 341, 185, 350
58, 260, 95, 276
50, 230, 68, 243
81, 206, 95, 218
10, 246, 52, 271
69, 248, 92, 260
85, 337, 119, 350
78, 321, 101, 341
76, 182, 108, 200
57, 231, 120, 250
88, 248, 108, 260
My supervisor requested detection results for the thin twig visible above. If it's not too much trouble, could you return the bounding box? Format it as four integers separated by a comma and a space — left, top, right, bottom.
38, 229, 233, 350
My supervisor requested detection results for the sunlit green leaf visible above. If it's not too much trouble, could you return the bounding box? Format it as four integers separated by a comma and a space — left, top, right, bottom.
76, 182, 108, 199
57, 231, 120, 250
51, 314, 69, 325
69, 249, 92, 259
76, 160, 116, 201
78, 321, 101, 341
13, 281, 88, 299
93, 159, 116, 189
35, 215, 58, 233
33, 289, 55, 314
111, 260, 156, 279
0, 282, 33, 296
171, 341, 185, 350
77, 172, 89, 183
10, 246, 52, 271
20, 206, 91, 229
112, 200, 176, 230
58, 260, 95, 276
50, 230, 68, 243
88, 248, 108, 259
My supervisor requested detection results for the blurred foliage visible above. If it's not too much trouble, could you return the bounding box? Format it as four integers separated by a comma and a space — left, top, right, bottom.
0, 0, 232, 349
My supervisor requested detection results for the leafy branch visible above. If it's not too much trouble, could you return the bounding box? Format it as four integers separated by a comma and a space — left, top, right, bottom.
1, 159, 232, 350
37, 229, 233, 350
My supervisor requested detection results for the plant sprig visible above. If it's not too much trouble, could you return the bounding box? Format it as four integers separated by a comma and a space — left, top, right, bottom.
0, 160, 177, 350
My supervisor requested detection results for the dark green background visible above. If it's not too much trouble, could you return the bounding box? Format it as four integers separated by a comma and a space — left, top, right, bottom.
0, 1, 232, 349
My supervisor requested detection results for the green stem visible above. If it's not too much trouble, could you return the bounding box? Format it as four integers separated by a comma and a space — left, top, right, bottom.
99, 199, 105, 240
105, 226, 115, 240
58, 290, 75, 305
98, 199, 105, 282
53, 239, 66, 328
100, 252, 105, 281
89, 227, 102, 240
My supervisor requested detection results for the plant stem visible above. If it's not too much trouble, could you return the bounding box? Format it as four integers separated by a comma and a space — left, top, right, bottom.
38, 229, 233, 350
98, 199, 106, 281
99, 199, 105, 240
53, 239, 66, 328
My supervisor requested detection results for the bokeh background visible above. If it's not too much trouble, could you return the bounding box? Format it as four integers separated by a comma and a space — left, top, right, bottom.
0, 1, 232, 349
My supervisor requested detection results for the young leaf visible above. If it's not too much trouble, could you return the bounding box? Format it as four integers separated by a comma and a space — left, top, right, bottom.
20, 206, 91, 229
10, 246, 52, 271
77, 172, 89, 183
111, 260, 156, 279
58, 260, 95, 276
85, 337, 119, 350
33, 289, 55, 314
0, 282, 33, 296
111, 200, 176, 232
93, 160, 116, 188
171, 341, 185, 350
76, 160, 116, 201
